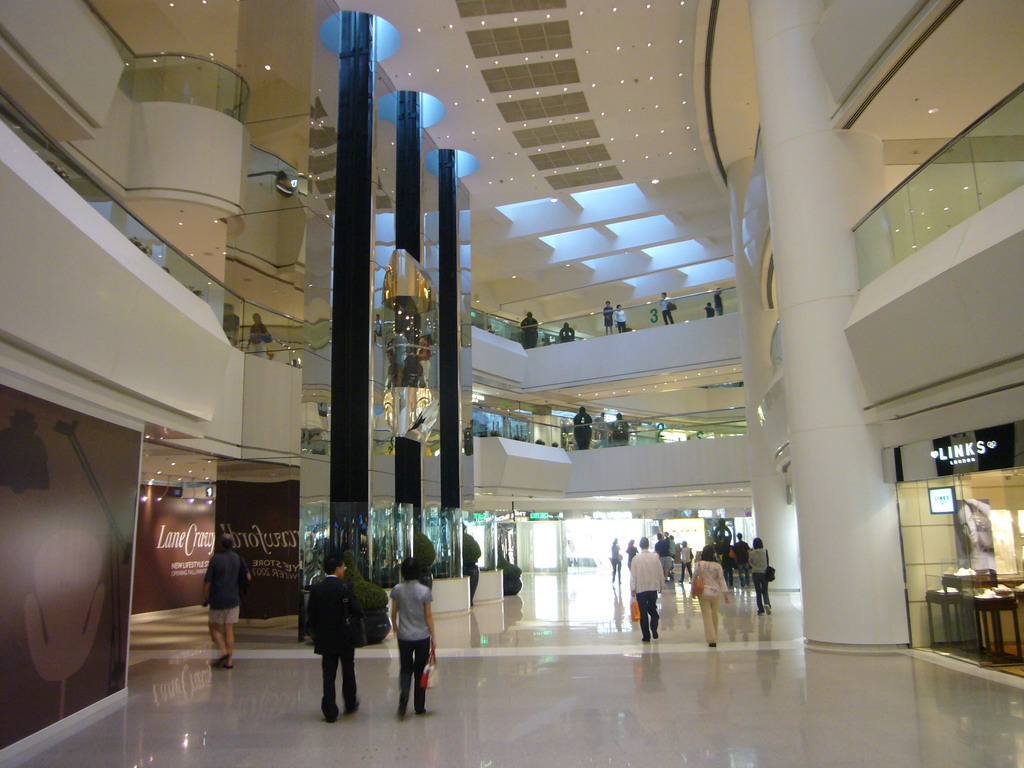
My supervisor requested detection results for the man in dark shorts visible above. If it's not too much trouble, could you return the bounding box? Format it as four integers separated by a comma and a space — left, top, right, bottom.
203, 533, 250, 669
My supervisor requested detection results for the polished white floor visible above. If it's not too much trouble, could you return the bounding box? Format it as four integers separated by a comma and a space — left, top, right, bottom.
10, 570, 1024, 767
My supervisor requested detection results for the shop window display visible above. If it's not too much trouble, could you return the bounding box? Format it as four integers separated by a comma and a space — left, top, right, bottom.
896, 424, 1024, 667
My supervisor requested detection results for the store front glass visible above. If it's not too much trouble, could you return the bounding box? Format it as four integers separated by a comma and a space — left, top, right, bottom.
896, 422, 1024, 667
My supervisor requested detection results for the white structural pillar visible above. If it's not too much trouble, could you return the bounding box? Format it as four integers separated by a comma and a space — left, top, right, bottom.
747, 0, 907, 645
726, 156, 801, 593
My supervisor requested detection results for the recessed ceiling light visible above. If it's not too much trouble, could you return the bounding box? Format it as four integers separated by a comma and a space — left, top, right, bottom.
652, 179, 660, 184
264, 65, 271, 70
927, 108, 939, 114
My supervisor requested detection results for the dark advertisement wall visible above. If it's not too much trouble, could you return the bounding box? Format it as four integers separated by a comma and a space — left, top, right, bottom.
217, 479, 299, 619
0, 383, 140, 750
132, 488, 216, 614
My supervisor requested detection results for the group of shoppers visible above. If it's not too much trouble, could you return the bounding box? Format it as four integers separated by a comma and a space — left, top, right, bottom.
572, 407, 632, 449
627, 533, 773, 647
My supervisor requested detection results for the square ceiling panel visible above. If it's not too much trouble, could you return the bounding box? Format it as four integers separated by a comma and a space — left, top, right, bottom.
456, 0, 566, 17
546, 166, 623, 190
467, 21, 572, 58
497, 91, 589, 122
481, 59, 580, 93
513, 119, 599, 148
528, 144, 611, 170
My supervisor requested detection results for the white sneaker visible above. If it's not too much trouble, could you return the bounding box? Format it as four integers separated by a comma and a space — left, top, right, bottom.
766, 605, 772, 614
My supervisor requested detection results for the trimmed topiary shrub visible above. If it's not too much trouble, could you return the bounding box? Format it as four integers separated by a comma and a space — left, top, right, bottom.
462, 532, 481, 565
341, 550, 389, 611
500, 562, 522, 578
413, 531, 436, 569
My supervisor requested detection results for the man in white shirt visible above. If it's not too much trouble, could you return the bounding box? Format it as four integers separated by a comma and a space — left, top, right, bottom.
629, 537, 664, 642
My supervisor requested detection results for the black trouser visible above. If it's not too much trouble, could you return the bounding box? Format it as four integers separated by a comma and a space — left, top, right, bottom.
611, 558, 621, 581
574, 426, 591, 450
752, 573, 771, 613
662, 309, 674, 324
321, 646, 356, 718
681, 561, 692, 580
722, 560, 735, 587
398, 637, 431, 713
636, 590, 659, 640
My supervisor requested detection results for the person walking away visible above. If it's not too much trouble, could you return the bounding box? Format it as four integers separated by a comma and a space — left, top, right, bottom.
603, 300, 614, 335
614, 304, 627, 333
572, 406, 593, 450
611, 412, 629, 446
654, 532, 673, 582
610, 538, 622, 584
704, 302, 715, 318
306, 553, 363, 721
694, 545, 730, 646
750, 538, 772, 615
713, 288, 724, 316
626, 539, 638, 568
668, 535, 680, 582
390, 557, 435, 717
520, 312, 539, 348
558, 322, 575, 343
680, 540, 694, 582
733, 533, 751, 587
630, 537, 663, 642
716, 533, 735, 588
659, 292, 675, 324
203, 533, 250, 669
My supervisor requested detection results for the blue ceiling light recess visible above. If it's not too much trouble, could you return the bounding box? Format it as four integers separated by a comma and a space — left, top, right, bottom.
320, 12, 400, 61
425, 149, 480, 177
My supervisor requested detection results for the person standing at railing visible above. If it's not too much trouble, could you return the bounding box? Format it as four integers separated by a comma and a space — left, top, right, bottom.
660, 292, 675, 325
558, 322, 576, 343
713, 288, 724, 316
521, 312, 539, 349
247, 312, 272, 358
614, 305, 627, 333
611, 413, 630, 446
704, 302, 715, 318
572, 406, 593, 450
602, 300, 614, 335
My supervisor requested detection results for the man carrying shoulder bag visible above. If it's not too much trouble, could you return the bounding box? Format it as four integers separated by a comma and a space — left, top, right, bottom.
307, 554, 364, 722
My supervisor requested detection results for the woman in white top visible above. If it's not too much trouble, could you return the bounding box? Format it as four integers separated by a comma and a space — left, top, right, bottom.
693, 544, 730, 647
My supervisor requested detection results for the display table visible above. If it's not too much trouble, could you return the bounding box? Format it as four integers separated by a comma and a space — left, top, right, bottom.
974, 595, 1023, 663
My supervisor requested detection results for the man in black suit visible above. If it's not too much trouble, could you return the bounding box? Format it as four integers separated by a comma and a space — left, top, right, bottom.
306, 554, 363, 722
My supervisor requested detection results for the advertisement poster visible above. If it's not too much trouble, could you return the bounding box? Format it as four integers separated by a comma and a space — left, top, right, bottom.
0, 384, 140, 750
216, 479, 299, 619
132, 487, 216, 614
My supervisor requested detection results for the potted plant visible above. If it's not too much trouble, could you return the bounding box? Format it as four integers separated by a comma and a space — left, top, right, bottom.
413, 531, 436, 589
342, 551, 391, 644
463, 531, 482, 604
500, 560, 523, 596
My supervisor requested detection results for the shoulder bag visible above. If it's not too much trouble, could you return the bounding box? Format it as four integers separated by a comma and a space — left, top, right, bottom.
236, 552, 249, 596
691, 564, 705, 597
341, 595, 367, 648
765, 565, 776, 582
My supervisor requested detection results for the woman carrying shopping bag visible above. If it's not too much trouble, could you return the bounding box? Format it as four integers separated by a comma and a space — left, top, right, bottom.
390, 557, 436, 717
693, 545, 730, 647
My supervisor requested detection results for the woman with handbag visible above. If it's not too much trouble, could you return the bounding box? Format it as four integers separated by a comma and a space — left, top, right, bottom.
693, 545, 730, 647
749, 538, 772, 615
390, 557, 436, 718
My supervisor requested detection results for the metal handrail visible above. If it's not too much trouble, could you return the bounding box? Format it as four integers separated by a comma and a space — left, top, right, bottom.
853, 80, 1024, 231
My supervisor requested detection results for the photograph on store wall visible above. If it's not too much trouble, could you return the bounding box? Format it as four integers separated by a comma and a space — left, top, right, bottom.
954, 498, 996, 572
0, 383, 140, 750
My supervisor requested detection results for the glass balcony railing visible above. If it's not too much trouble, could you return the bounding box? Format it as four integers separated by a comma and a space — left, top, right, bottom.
131, 53, 249, 121
0, 91, 302, 367
472, 406, 746, 450
470, 287, 737, 348
854, 83, 1024, 286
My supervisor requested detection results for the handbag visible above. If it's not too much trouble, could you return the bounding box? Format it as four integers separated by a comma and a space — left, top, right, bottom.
630, 599, 640, 622
765, 565, 776, 583
341, 596, 367, 648
420, 647, 438, 689
691, 565, 705, 597
667, 301, 677, 311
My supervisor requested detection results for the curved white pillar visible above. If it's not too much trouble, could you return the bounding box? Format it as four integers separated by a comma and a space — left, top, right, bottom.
748, 0, 906, 645
727, 156, 801, 592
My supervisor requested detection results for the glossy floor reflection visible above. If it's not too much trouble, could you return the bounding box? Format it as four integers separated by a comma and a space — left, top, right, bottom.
12, 570, 1024, 768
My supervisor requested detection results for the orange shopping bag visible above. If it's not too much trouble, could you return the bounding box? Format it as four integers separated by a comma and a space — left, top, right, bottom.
630, 599, 640, 622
